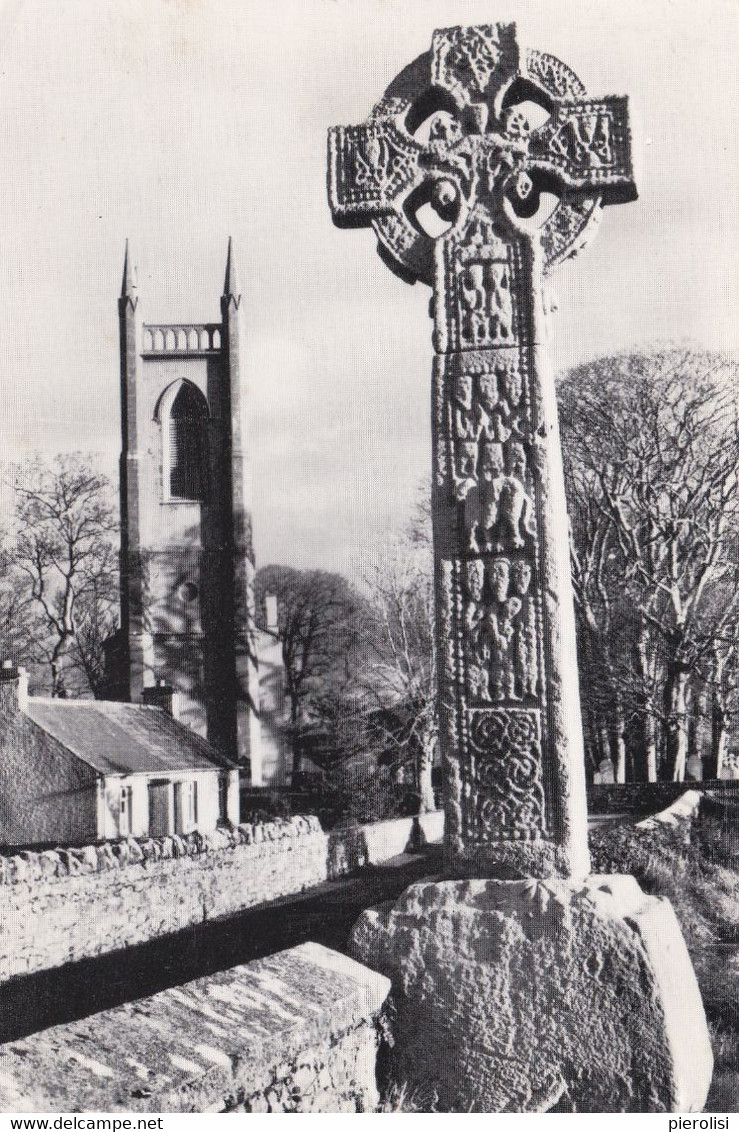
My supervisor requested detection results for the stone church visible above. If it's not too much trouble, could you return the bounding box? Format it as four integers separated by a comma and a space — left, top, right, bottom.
105, 241, 289, 787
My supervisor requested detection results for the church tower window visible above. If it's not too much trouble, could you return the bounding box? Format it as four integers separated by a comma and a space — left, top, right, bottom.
163, 381, 209, 502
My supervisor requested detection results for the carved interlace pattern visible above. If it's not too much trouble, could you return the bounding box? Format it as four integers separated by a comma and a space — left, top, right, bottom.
469, 710, 547, 837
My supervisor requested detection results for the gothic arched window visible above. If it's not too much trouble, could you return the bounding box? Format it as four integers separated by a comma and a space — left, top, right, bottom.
164, 382, 209, 502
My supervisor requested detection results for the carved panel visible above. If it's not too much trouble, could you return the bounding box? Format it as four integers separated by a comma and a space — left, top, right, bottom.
531, 98, 634, 186
327, 122, 420, 220
463, 557, 539, 706
541, 197, 602, 270
468, 708, 547, 838
437, 229, 528, 355
430, 23, 519, 106
447, 353, 534, 541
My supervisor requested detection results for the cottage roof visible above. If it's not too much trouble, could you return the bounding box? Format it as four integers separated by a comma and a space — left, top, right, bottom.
25, 699, 234, 776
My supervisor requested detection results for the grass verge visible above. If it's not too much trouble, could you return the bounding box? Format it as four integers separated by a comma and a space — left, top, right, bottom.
590, 796, 739, 1113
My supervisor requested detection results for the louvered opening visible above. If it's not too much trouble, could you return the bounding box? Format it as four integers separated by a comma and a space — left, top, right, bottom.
168, 383, 209, 502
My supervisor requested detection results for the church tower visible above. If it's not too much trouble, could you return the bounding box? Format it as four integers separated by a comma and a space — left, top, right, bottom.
115, 240, 263, 782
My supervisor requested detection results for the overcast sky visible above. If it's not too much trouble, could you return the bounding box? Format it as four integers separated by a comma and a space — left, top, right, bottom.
0, 0, 736, 577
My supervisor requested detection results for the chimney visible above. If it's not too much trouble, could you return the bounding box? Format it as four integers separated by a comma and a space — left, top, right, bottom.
143, 679, 180, 720
0, 661, 28, 712
265, 594, 279, 634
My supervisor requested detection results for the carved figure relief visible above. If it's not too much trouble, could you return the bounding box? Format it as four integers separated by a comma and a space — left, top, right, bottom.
458, 261, 515, 348
461, 442, 535, 554
550, 110, 613, 169
463, 554, 539, 706
451, 356, 534, 557
532, 100, 633, 185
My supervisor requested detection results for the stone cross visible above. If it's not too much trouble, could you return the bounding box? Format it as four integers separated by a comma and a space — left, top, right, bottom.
328, 24, 636, 879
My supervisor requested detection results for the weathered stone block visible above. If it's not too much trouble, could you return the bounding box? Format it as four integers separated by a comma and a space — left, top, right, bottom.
0, 943, 390, 1113
96, 843, 116, 871
37, 851, 60, 879
350, 877, 712, 1112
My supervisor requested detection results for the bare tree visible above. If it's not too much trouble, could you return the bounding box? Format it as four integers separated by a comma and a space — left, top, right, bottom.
255, 565, 364, 736
0, 536, 48, 673
560, 348, 739, 781
9, 454, 118, 697
360, 536, 437, 812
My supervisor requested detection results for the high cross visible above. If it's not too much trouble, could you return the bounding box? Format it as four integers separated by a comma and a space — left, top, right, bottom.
328, 24, 636, 878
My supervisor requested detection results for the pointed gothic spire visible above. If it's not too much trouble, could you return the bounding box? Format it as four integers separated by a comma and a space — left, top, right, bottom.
120, 239, 138, 306
222, 237, 241, 304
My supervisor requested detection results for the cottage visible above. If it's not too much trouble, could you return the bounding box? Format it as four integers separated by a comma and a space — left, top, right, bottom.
0, 664, 239, 849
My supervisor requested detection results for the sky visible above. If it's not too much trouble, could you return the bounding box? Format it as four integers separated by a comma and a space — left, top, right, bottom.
0, 0, 736, 578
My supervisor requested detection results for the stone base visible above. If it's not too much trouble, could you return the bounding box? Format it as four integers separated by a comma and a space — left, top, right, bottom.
0, 943, 390, 1113
350, 876, 713, 1113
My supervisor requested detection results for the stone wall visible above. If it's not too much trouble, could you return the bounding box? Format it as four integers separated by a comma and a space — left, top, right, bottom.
0, 811, 443, 982
587, 780, 738, 815
0, 942, 390, 1113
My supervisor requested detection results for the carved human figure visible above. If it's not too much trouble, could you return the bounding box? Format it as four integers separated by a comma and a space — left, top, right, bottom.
454, 372, 477, 440
454, 441, 479, 503
496, 358, 524, 412
463, 442, 503, 552
484, 594, 523, 701
487, 557, 510, 603
465, 558, 491, 702
464, 559, 485, 640
429, 113, 462, 145
510, 560, 539, 700
477, 372, 517, 445
491, 442, 536, 552
510, 560, 532, 597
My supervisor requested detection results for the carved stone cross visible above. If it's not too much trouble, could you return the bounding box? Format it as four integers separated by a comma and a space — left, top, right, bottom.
328, 24, 636, 879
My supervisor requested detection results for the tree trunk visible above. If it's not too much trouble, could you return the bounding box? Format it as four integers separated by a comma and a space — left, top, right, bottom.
633, 711, 658, 783
581, 697, 600, 779
613, 699, 627, 784
688, 679, 707, 770
417, 738, 436, 813
50, 635, 72, 697
708, 686, 727, 780
664, 664, 689, 782
633, 625, 657, 782
706, 651, 728, 781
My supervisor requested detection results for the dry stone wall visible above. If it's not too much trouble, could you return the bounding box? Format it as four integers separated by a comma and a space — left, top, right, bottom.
0, 811, 443, 981
587, 782, 715, 815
